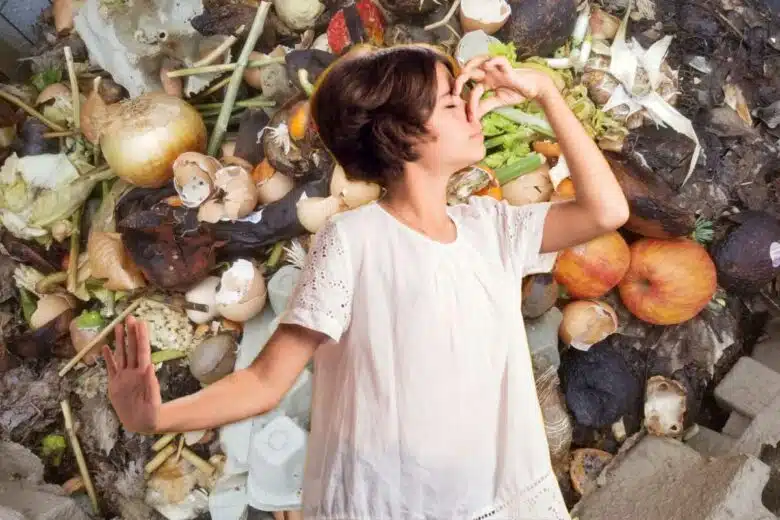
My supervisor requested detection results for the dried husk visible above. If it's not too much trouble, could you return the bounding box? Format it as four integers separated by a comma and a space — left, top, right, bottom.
87, 232, 147, 291
80, 77, 109, 144
535, 365, 573, 471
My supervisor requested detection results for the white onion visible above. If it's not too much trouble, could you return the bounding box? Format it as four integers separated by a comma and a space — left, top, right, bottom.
100, 93, 207, 188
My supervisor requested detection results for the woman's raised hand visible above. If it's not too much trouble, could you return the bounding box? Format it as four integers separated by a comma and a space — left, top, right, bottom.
454, 56, 558, 122
102, 316, 161, 434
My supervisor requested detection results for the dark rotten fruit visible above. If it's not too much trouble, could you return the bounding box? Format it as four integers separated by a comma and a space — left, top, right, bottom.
327, 0, 385, 55
382, 0, 439, 16
495, 0, 578, 59
713, 211, 780, 295
606, 152, 696, 239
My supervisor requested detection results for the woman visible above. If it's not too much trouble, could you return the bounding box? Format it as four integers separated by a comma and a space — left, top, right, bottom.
104, 45, 629, 519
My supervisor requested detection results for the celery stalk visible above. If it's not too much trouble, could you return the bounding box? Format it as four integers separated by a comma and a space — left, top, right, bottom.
495, 153, 546, 185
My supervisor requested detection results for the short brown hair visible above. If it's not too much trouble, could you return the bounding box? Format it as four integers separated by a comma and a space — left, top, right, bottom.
310, 44, 456, 186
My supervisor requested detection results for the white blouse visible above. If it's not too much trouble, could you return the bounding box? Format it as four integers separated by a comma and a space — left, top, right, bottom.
279, 196, 571, 520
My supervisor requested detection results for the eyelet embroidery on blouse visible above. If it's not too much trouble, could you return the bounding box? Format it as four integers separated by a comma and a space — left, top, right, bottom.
288, 220, 353, 329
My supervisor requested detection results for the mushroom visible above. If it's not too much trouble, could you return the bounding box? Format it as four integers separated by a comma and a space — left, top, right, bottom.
215, 259, 267, 322
188, 333, 238, 385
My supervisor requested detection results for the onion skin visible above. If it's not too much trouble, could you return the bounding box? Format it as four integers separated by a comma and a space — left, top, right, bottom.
618, 238, 716, 325
553, 231, 630, 299
100, 93, 207, 188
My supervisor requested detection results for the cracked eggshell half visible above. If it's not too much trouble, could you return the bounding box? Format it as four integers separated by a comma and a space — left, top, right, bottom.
214, 166, 259, 220
559, 300, 618, 351
215, 260, 267, 323
644, 375, 687, 436
185, 276, 222, 324
172, 152, 222, 208
455, 30, 502, 67
459, 0, 511, 35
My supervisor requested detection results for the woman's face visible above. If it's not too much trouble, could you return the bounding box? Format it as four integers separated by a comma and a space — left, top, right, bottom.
418, 62, 486, 175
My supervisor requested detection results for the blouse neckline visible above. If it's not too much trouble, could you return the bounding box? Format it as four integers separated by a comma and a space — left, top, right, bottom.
372, 201, 462, 248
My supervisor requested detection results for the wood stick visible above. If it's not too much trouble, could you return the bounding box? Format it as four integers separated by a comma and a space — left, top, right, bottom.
174, 434, 185, 463
61, 400, 100, 515
59, 298, 143, 376
0, 89, 66, 132
207, 2, 272, 156
425, 0, 461, 31
66, 206, 82, 295
64, 46, 80, 131
191, 75, 232, 102
43, 130, 78, 138
193, 35, 239, 67
180, 447, 215, 475
167, 57, 284, 78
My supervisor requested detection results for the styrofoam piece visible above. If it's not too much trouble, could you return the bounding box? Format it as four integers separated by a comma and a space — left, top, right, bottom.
247, 415, 307, 511
209, 473, 250, 520
267, 265, 301, 316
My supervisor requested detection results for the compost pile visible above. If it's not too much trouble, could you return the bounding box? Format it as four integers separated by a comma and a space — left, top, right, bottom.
0, 0, 779, 518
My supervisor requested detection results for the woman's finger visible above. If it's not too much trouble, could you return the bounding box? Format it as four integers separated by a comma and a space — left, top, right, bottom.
135, 319, 152, 370
453, 67, 485, 97
468, 83, 485, 122
125, 315, 138, 369
114, 322, 126, 370
102, 345, 118, 377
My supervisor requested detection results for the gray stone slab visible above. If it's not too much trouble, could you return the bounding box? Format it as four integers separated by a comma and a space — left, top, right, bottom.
571, 436, 777, 520
732, 392, 780, 458
686, 426, 736, 458
723, 411, 752, 438
754, 339, 780, 375
714, 357, 780, 418
0, 481, 90, 520
0, 442, 44, 484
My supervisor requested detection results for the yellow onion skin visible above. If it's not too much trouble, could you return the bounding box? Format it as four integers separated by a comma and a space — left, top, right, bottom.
100, 93, 207, 188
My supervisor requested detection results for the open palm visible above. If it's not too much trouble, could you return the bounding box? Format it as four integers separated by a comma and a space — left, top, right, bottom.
102, 316, 161, 434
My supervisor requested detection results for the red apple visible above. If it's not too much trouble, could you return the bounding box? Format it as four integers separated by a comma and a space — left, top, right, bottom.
553, 231, 631, 299
618, 238, 717, 325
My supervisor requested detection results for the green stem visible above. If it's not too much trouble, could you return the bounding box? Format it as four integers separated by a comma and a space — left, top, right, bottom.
66, 206, 83, 295
36, 271, 68, 293
167, 57, 285, 78
195, 97, 274, 110
266, 241, 285, 269
207, 2, 272, 157
150, 349, 187, 364
494, 153, 545, 185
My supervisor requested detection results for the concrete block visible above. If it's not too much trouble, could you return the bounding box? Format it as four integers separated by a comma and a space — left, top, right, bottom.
0, 481, 90, 520
732, 392, 780, 457
754, 339, 780, 375
571, 436, 777, 520
686, 426, 736, 458
0, 442, 44, 483
723, 412, 752, 438
714, 357, 780, 418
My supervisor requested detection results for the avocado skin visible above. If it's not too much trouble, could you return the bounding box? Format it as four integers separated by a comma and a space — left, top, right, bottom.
713, 211, 780, 295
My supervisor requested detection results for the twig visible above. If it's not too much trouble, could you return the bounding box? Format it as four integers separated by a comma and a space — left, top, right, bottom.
145, 444, 176, 475
150, 349, 187, 364
152, 433, 178, 452
43, 130, 78, 138
0, 88, 66, 132
207, 2, 272, 157
64, 46, 80, 131
191, 75, 232, 102
167, 57, 284, 78
195, 97, 275, 110
66, 206, 83, 295
193, 35, 239, 67
61, 400, 100, 515
59, 298, 143, 376
174, 435, 185, 463
35, 271, 67, 293
181, 447, 215, 475
425, 0, 461, 31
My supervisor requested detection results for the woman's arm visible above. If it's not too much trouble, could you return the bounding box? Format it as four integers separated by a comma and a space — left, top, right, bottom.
536, 86, 629, 253
458, 56, 630, 253
103, 316, 322, 434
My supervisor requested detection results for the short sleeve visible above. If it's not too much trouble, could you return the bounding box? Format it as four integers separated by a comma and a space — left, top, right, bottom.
278, 218, 354, 342
468, 196, 558, 277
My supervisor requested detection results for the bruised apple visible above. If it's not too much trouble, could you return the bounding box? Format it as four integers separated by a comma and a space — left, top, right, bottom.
618, 238, 717, 325
553, 231, 630, 299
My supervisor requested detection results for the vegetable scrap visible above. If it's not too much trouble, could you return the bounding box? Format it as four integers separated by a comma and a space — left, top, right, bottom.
1, 0, 780, 518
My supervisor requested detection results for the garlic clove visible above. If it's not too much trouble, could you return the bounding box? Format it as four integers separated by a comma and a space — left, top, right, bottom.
297, 195, 347, 234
